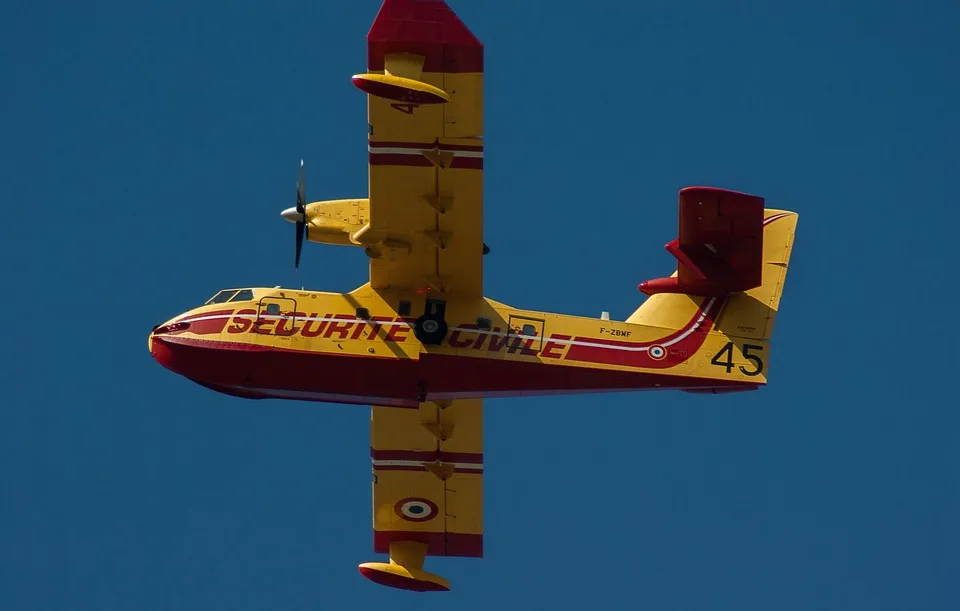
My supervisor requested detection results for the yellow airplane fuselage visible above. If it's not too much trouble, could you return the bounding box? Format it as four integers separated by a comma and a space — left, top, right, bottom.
149, 280, 769, 408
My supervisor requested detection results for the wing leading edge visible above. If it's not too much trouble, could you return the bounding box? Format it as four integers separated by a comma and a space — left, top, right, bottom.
359, 399, 483, 592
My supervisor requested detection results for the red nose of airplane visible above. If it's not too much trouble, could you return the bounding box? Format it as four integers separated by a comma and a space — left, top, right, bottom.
148, 331, 176, 372
149, 318, 195, 373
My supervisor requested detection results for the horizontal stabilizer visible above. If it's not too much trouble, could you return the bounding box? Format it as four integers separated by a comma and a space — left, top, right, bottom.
639, 187, 765, 297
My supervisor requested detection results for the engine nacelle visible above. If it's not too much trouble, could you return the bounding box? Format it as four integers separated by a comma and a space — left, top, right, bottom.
305, 199, 369, 247
305, 198, 415, 260
305, 198, 490, 261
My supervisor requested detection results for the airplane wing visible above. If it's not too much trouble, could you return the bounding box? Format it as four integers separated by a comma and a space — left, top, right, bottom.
639, 187, 766, 297
359, 399, 483, 591
352, 0, 485, 297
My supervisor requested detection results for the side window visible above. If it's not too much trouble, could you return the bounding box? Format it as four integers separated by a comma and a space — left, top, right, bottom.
266, 303, 280, 316
205, 289, 238, 305
522, 324, 538, 336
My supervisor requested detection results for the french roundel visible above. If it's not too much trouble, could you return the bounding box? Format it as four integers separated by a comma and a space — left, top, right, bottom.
648, 344, 667, 360
395, 497, 439, 522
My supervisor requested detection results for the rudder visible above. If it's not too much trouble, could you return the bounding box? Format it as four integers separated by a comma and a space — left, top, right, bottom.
717, 209, 798, 341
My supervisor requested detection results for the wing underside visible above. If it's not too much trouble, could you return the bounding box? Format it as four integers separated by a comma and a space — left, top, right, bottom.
360, 399, 483, 591
353, 1, 486, 592
356, 0, 485, 297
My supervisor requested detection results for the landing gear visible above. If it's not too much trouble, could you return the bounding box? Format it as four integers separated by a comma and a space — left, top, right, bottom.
414, 317, 448, 344
413, 299, 448, 345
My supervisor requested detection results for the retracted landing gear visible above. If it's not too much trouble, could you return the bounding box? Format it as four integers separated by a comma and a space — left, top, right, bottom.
413, 299, 448, 345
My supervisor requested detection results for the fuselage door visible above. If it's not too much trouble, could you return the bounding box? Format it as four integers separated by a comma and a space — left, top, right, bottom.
507, 315, 546, 357
255, 296, 298, 337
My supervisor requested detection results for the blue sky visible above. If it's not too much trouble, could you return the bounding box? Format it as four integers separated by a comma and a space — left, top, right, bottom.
2, 0, 958, 609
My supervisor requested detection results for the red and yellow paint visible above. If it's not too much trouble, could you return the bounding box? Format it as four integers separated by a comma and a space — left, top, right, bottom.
150, 286, 764, 403
147, 0, 799, 594
149, 208, 797, 591
149, 206, 799, 401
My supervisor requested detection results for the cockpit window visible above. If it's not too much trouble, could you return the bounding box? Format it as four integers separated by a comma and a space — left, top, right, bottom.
229, 289, 254, 302
205, 289, 239, 305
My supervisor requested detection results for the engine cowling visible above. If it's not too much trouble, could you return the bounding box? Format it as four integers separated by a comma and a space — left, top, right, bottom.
305, 199, 369, 247
304, 198, 414, 260
304, 197, 489, 262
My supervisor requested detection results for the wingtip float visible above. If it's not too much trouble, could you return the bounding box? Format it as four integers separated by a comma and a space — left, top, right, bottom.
148, 0, 799, 594
351, 72, 451, 105
357, 564, 450, 592
358, 541, 450, 592
352, 0, 483, 110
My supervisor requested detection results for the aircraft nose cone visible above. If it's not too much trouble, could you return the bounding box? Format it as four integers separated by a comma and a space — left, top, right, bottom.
281, 207, 303, 224
148, 332, 173, 371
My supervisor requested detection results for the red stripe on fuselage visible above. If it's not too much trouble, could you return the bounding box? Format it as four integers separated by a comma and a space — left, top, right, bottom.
565, 298, 724, 368
175, 309, 234, 335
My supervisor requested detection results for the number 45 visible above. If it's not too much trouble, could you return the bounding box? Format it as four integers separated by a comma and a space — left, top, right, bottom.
710, 342, 764, 377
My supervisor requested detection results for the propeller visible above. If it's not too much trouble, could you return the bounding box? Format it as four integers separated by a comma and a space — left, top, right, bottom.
295, 160, 306, 269
281, 160, 308, 270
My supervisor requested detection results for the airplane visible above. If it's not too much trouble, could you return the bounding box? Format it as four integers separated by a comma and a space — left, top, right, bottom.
147, 0, 799, 593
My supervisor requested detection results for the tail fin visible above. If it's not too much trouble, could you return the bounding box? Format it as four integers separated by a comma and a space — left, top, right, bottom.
627, 200, 798, 344
720, 209, 798, 341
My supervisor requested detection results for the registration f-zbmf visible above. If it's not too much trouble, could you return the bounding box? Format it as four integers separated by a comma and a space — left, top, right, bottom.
148, 0, 799, 593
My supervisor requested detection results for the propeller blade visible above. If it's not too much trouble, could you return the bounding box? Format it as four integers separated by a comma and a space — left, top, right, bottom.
297, 159, 306, 214
295, 221, 304, 269
294, 159, 306, 269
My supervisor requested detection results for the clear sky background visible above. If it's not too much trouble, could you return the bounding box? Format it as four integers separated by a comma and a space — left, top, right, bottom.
2, 0, 958, 609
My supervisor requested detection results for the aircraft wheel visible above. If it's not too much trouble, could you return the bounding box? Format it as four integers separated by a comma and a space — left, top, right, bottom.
414, 315, 448, 345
